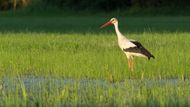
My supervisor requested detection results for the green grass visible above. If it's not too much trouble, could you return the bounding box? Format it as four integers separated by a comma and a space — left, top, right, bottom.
0, 32, 189, 80
0, 16, 190, 106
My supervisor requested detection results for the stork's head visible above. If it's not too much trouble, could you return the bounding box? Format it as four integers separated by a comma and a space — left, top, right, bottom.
100, 18, 118, 28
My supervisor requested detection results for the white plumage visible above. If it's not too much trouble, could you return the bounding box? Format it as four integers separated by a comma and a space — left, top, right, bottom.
100, 18, 154, 71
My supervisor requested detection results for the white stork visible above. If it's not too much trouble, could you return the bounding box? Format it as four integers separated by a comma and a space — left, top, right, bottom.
100, 18, 154, 71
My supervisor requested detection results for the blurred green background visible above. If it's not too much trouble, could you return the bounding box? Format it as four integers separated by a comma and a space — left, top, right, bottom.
1, 0, 190, 16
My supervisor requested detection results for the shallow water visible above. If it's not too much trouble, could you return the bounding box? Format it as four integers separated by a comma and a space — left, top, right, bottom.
1, 76, 189, 93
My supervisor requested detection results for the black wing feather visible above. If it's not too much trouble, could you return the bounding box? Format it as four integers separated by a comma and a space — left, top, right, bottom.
123, 41, 155, 60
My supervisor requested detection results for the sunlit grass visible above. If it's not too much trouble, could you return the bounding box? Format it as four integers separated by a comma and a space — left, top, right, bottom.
0, 32, 189, 80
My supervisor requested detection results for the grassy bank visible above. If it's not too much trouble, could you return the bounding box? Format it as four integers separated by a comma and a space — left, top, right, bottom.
0, 16, 190, 33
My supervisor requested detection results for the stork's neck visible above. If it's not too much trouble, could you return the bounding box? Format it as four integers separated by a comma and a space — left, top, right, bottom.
114, 22, 127, 40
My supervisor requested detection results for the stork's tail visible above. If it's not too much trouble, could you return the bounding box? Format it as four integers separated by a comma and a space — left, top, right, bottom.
148, 54, 155, 60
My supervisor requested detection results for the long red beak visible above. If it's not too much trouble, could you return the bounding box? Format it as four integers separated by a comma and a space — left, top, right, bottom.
100, 21, 112, 28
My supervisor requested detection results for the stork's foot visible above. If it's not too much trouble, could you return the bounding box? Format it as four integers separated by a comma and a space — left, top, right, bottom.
128, 65, 134, 71
131, 67, 134, 72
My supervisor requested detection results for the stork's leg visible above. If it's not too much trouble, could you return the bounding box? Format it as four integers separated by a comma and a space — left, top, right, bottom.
127, 58, 131, 71
131, 56, 134, 71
